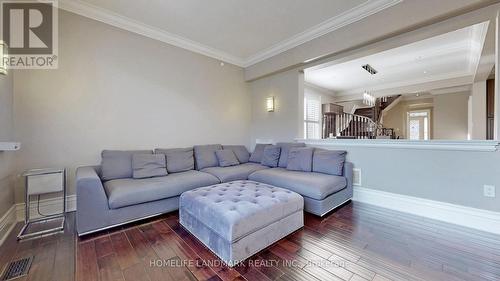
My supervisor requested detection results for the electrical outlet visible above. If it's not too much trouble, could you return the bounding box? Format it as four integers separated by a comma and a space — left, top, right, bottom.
353, 168, 362, 186
483, 185, 496, 198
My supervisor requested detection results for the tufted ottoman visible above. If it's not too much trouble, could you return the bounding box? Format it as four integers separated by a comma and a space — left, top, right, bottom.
179, 180, 304, 266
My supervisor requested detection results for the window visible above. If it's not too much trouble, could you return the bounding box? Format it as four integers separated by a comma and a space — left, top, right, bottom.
304, 96, 321, 139
407, 110, 430, 140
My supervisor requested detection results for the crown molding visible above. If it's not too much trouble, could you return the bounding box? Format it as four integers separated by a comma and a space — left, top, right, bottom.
58, 0, 246, 66
243, 0, 403, 67
58, 0, 402, 68
304, 82, 337, 96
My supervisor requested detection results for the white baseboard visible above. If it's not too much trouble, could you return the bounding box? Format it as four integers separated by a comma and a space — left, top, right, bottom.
15, 195, 77, 222
353, 186, 500, 235
0, 205, 17, 246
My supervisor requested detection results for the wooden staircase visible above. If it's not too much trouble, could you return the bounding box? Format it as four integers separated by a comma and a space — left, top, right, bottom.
323, 96, 401, 139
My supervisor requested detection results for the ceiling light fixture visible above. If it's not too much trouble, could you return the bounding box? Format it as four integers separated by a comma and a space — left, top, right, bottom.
363, 91, 375, 106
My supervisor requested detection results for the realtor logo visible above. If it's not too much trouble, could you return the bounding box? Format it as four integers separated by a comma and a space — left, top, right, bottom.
1, 0, 58, 69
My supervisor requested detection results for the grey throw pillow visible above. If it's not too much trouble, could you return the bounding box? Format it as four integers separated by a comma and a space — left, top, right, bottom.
194, 144, 222, 170
223, 145, 250, 163
101, 150, 152, 181
215, 150, 240, 167
249, 143, 270, 163
132, 154, 168, 179
155, 147, 194, 173
286, 147, 314, 172
277, 142, 306, 168
312, 149, 347, 176
261, 145, 281, 167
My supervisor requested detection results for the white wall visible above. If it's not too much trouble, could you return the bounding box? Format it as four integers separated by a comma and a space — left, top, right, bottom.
470, 81, 487, 139
0, 70, 15, 217
304, 84, 336, 105
12, 11, 251, 201
249, 69, 303, 147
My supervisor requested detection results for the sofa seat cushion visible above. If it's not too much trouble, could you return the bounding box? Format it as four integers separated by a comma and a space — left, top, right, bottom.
248, 168, 346, 200
104, 170, 220, 209
201, 163, 269, 182
180, 180, 303, 242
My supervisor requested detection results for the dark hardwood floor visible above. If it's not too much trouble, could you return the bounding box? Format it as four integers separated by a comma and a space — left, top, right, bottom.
1, 201, 500, 281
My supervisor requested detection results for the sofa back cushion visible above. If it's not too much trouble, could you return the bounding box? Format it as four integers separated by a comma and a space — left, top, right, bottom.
249, 143, 270, 163
277, 142, 306, 168
132, 154, 168, 179
194, 144, 223, 170
312, 149, 346, 176
215, 150, 240, 167
286, 147, 314, 172
101, 150, 152, 181
155, 147, 194, 173
261, 145, 281, 167
222, 145, 250, 163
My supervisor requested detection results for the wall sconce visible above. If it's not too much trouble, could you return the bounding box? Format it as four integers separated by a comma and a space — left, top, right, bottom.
0, 41, 6, 75
266, 96, 275, 112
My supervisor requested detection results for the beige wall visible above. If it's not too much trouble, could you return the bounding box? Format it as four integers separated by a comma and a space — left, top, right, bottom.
249, 69, 303, 147
381, 93, 469, 140
433, 92, 469, 140
12, 11, 251, 201
382, 98, 434, 139
0, 70, 15, 217
471, 81, 487, 139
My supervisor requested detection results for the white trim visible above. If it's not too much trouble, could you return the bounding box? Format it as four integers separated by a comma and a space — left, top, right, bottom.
58, 0, 245, 66
57, 0, 401, 67
244, 0, 403, 66
15, 195, 76, 222
353, 186, 500, 235
0, 205, 17, 246
298, 138, 500, 152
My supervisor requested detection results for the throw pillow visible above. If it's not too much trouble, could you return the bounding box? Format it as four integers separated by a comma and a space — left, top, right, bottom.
277, 142, 306, 168
249, 143, 270, 163
312, 149, 347, 176
222, 145, 250, 163
132, 154, 168, 179
261, 145, 281, 167
193, 144, 223, 170
215, 150, 240, 167
286, 147, 314, 172
101, 150, 152, 181
155, 147, 194, 173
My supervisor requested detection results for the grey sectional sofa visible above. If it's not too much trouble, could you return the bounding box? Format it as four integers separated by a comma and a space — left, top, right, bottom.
76, 143, 353, 236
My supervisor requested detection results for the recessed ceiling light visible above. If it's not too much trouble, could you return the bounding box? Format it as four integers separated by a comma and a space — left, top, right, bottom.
416, 56, 423, 60
423, 70, 428, 74
220, 62, 225, 66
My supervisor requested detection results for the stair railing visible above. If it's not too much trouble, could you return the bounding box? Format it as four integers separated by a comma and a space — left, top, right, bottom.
323, 112, 382, 139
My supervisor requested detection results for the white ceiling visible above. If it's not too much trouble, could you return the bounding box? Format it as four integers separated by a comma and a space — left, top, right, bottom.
59, 0, 403, 66
304, 21, 489, 97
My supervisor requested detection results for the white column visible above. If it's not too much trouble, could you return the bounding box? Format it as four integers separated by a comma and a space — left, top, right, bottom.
495, 11, 500, 140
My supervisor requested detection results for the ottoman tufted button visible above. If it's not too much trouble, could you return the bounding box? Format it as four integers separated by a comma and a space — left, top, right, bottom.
233, 199, 239, 202
251, 200, 258, 204
230, 206, 236, 211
